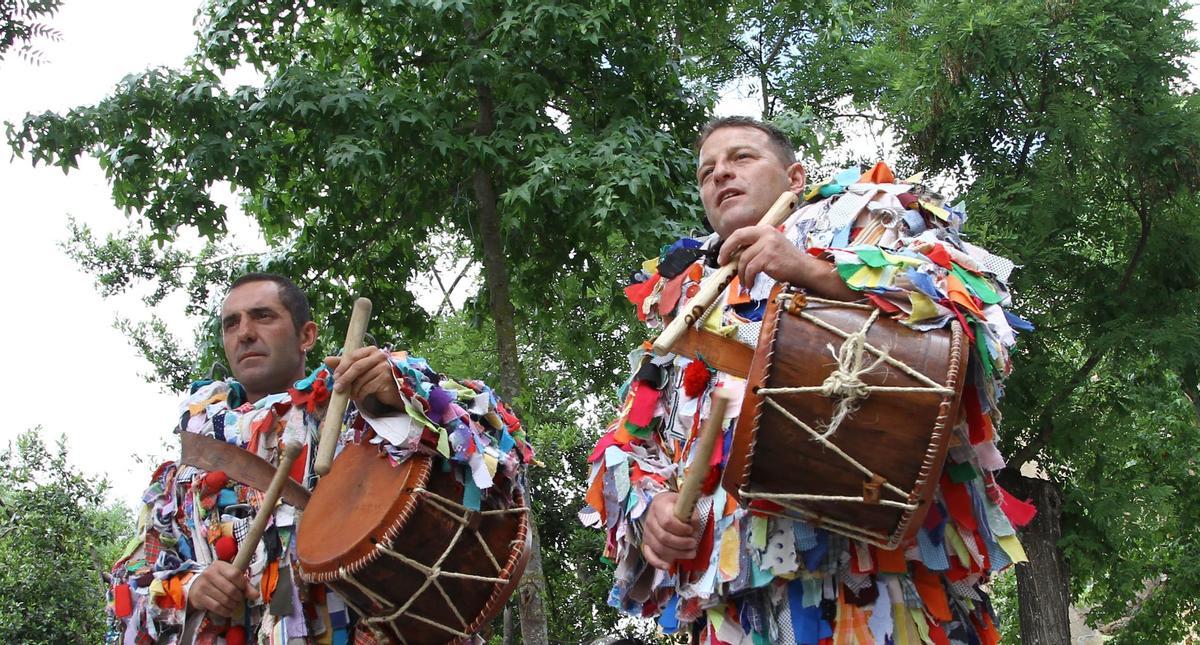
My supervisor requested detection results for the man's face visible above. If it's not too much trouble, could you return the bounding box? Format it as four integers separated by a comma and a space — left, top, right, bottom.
697, 126, 806, 239
220, 281, 313, 400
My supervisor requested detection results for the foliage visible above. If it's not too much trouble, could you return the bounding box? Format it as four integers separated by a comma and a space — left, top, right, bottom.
7, 0, 712, 389
0, 429, 133, 644
0, 0, 61, 64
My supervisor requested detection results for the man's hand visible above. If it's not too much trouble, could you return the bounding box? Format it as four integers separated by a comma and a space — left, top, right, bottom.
324, 346, 403, 415
187, 561, 260, 617
641, 492, 701, 570
718, 224, 857, 302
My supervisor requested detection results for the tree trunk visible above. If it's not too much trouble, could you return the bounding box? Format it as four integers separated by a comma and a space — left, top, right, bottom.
516, 520, 550, 644
999, 471, 1071, 644
474, 81, 551, 645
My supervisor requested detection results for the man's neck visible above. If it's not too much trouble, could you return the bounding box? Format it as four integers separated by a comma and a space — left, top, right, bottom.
243, 370, 306, 405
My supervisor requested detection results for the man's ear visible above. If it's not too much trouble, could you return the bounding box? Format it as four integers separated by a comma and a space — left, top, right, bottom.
786, 162, 806, 194
298, 321, 319, 353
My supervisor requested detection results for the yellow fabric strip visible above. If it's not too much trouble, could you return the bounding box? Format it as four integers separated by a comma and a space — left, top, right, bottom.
751, 515, 768, 551
719, 520, 741, 582
998, 534, 1029, 563
910, 607, 933, 644
944, 524, 972, 568
892, 602, 916, 645
907, 292, 940, 322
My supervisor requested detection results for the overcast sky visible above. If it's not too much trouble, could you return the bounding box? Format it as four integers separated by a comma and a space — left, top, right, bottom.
1, 1, 210, 505
1, 2, 1196, 509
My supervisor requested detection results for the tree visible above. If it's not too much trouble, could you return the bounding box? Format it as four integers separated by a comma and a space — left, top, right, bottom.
740, 0, 1200, 640
0, 0, 62, 64
8, 0, 721, 640
0, 429, 133, 644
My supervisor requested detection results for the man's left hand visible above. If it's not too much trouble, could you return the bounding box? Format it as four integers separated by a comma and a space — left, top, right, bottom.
324, 347, 403, 414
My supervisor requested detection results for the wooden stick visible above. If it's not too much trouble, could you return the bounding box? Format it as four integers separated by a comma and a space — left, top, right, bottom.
179, 442, 303, 645
652, 191, 798, 356
674, 389, 732, 523
314, 297, 373, 476
233, 442, 303, 571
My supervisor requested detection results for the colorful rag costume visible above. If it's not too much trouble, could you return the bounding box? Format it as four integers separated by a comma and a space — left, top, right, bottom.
582, 164, 1037, 644
107, 353, 533, 645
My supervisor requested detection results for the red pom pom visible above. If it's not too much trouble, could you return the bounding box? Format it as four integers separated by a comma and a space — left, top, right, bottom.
201, 470, 228, 496
214, 535, 238, 562
682, 359, 712, 399
225, 625, 247, 645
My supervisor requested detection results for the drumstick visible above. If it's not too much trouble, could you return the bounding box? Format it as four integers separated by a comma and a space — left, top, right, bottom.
179, 442, 303, 645
674, 389, 732, 523
314, 297, 373, 476
652, 191, 799, 356
233, 442, 303, 571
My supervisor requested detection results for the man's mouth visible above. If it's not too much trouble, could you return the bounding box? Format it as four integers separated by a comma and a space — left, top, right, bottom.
716, 189, 742, 206
240, 352, 266, 363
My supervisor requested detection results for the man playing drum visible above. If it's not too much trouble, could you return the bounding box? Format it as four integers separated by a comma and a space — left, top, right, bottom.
107, 273, 415, 643
105, 273, 393, 637
584, 117, 1034, 643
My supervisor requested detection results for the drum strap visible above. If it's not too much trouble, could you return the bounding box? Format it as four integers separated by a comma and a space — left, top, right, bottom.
179, 432, 311, 509
668, 326, 754, 379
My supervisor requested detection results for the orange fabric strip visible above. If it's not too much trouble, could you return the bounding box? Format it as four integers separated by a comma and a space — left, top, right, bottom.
913, 563, 953, 622
874, 545, 908, 574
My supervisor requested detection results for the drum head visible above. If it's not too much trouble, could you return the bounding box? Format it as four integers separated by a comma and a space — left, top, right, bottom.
296, 441, 430, 576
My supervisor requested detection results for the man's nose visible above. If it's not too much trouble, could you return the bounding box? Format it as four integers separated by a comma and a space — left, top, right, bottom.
236, 322, 257, 343
713, 159, 734, 182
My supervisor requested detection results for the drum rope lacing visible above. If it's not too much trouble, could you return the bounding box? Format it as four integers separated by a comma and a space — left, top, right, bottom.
739, 294, 957, 545
330, 486, 528, 644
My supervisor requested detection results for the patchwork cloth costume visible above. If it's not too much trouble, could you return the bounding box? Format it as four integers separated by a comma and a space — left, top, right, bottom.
582, 164, 1037, 644
107, 353, 533, 644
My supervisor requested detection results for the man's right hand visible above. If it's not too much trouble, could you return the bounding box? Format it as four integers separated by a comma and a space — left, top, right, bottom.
640, 492, 702, 570
187, 561, 260, 617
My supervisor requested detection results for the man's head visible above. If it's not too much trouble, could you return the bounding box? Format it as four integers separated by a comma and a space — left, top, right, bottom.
220, 273, 318, 402
695, 116, 805, 239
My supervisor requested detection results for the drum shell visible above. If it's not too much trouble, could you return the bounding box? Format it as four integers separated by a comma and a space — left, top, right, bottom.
297, 442, 529, 644
724, 291, 967, 548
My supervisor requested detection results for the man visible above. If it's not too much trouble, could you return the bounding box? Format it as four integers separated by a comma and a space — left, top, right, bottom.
584, 117, 1028, 643
110, 273, 401, 643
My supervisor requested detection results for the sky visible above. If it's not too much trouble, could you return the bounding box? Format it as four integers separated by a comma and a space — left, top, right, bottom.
1, 1, 1197, 509
0, 2, 211, 505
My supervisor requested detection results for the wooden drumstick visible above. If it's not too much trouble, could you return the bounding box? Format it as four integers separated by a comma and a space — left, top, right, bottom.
179, 442, 303, 645
233, 442, 303, 571
652, 191, 799, 356
314, 297, 373, 476
674, 389, 732, 523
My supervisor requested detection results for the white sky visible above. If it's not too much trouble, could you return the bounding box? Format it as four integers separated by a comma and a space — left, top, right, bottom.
1, 1, 1197, 510
0, 1, 208, 505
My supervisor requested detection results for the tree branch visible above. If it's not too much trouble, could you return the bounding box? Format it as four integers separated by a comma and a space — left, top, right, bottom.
1009, 181, 1154, 469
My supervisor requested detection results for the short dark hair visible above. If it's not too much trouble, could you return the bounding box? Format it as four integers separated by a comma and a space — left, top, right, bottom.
695, 116, 798, 166
228, 272, 312, 331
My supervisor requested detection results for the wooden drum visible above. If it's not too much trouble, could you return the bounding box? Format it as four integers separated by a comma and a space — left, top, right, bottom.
296, 442, 530, 644
723, 287, 968, 548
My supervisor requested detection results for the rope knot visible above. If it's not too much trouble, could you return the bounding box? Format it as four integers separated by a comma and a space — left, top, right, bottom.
819, 312, 886, 438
